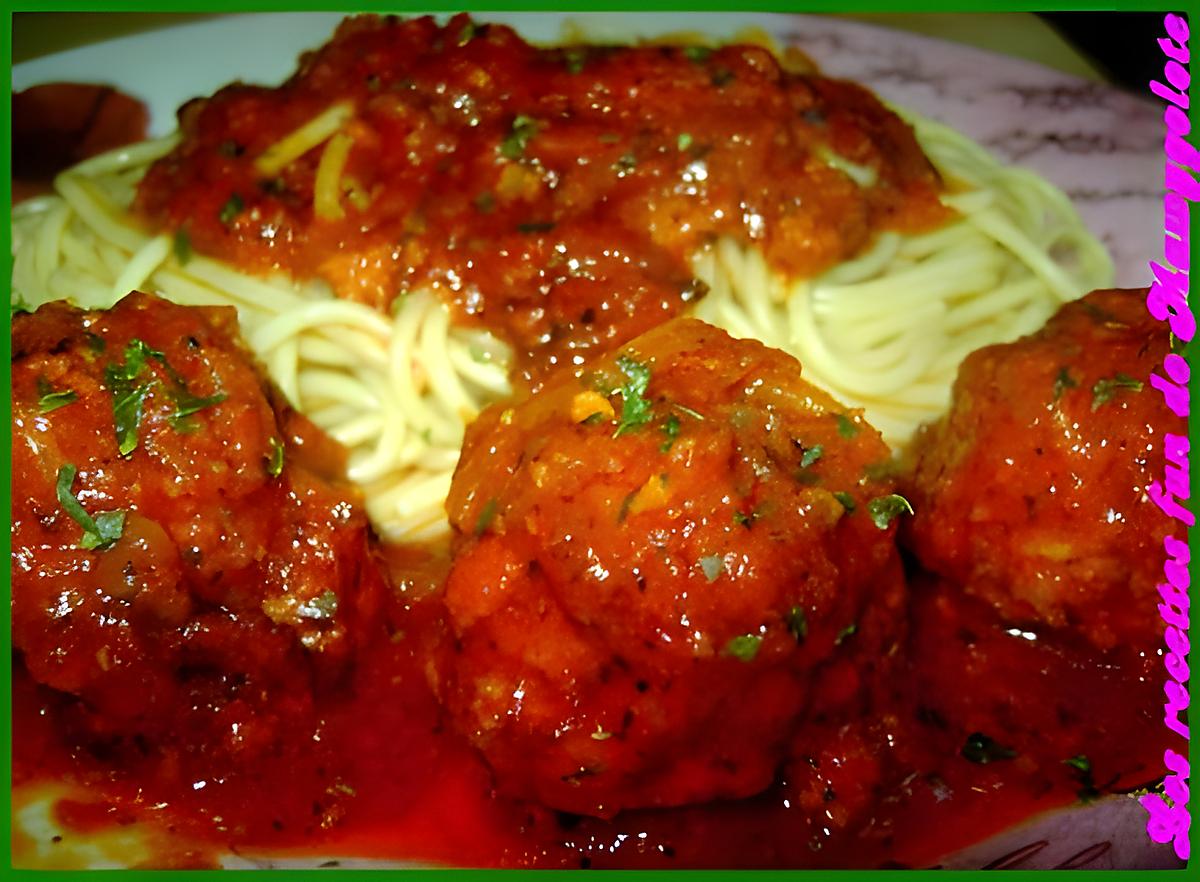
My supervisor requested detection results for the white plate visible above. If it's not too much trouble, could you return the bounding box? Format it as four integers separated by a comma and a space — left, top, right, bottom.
11, 12, 1176, 870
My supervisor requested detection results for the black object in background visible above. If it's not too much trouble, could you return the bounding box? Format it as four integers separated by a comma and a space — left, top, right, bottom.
1039, 13, 1184, 95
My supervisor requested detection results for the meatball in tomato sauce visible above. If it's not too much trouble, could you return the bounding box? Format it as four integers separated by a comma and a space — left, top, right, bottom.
11, 293, 386, 761
439, 318, 907, 817
902, 288, 1183, 653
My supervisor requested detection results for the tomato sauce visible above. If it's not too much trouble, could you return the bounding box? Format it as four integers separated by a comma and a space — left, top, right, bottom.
13, 567, 1171, 868
134, 13, 947, 387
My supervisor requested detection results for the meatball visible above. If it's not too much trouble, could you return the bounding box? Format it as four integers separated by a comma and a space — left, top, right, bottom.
902, 288, 1183, 652
11, 293, 386, 760
439, 318, 907, 817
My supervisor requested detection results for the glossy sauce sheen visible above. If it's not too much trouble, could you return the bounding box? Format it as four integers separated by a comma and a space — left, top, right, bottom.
135, 14, 946, 386
12, 295, 1173, 869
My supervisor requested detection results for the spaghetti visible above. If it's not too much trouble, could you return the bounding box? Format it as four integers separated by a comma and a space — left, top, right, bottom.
10, 39, 1112, 541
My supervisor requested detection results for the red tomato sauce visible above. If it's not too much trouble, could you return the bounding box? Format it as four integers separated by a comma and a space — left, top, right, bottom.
134, 13, 947, 387
13, 564, 1170, 869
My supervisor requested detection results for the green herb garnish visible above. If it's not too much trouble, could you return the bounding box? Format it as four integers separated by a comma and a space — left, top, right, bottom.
36, 377, 77, 414
516, 220, 556, 234
563, 47, 587, 74
613, 355, 654, 437
268, 437, 286, 477
676, 132, 693, 151
684, 45, 712, 63
961, 732, 1017, 765
613, 152, 637, 174
832, 491, 856, 513
456, 19, 477, 45
1091, 373, 1144, 411
710, 68, 735, 88
55, 464, 125, 551
698, 554, 723, 582
500, 114, 539, 160
173, 228, 192, 265
866, 494, 914, 530
835, 413, 859, 438
733, 508, 759, 528
1063, 755, 1100, 803
660, 413, 681, 452
105, 339, 163, 457
168, 386, 227, 428
1063, 754, 1091, 774
1052, 367, 1077, 402
786, 606, 809, 643
834, 622, 858, 645
799, 443, 824, 468
218, 193, 244, 226
724, 634, 762, 662
474, 191, 495, 214
475, 498, 499, 536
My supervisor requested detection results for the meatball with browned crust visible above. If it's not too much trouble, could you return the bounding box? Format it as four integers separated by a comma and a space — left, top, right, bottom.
439, 318, 907, 817
11, 293, 386, 762
902, 288, 1184, 652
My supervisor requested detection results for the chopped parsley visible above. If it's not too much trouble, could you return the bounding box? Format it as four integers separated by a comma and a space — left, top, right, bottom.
516, 220, 556, 234
612, 355, 654, 437
723, 633, 762, 662
499, 114, 539, 160
698, 554, 723, 582
55, 464, 125, 551
835, 412, 860, 438
786, 606, 809, 643
834, 622, 858, 645
173, 228, 192, 265
832, 491, 856, 513
660, 413, 681, 452
1091, 373, 1144, 411
36, 377, 77, 414
961, 732, 1017, 765
733, 508, 759, 528
866, 494, 914, 530
613, 152, 638, 174
105, 339, 163, 457
218, 192, 244, 226
799, 443, 824, 468
710, 68, 735, 88
474, 191, 495, 214
676, 132, 694, 151
684, 45, 713, 63
1052, 367, 1077, 402
1063, 754, 1092, 774
475, 498, 499, 536
105, 339, 226, 455
267, 437, 286, 477
563, 46, 587, 75
456, 19, 477, 45
1063, 754, 1100, 803
167, 385, 227, 429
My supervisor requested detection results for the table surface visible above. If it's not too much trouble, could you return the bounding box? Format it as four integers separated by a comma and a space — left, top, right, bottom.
12, 11, 1107, 83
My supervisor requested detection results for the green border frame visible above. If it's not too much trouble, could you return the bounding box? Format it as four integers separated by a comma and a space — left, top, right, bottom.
2, 1, 1196, 877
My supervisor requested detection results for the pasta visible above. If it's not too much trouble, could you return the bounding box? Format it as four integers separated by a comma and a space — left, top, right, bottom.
9, 45, 1112, 542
